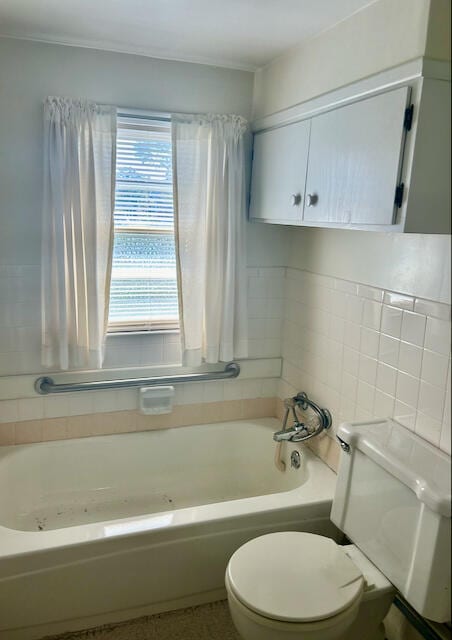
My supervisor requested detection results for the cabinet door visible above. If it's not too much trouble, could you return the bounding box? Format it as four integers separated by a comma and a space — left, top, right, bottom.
249, 119, 310, 224
303, 86, 410, 226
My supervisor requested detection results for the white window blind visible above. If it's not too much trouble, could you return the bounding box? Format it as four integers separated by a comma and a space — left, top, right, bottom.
108, 115, 179, 331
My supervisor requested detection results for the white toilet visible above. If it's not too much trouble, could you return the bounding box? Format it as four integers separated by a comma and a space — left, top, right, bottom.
225, 418, 451, 640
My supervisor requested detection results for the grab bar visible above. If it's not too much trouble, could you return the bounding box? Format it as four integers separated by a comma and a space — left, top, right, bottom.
34, 362, 240, 395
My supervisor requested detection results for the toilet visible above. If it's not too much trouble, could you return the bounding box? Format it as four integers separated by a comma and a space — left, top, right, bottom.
225, 418, 451, 640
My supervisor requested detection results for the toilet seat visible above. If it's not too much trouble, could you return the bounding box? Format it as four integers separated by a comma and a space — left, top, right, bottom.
226, 532, 364, 623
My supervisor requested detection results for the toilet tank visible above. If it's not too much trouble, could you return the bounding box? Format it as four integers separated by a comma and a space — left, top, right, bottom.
331, 419, 451, 623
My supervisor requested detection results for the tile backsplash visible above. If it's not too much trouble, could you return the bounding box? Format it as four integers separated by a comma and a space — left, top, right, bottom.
0, 396, 278, 447
280, 268, 451, 455
0, 265, 41, 374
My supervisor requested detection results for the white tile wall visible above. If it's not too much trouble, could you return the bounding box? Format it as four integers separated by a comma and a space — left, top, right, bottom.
0, 265, 283, 424
0, 266, 283, 376
0, 265, 41, 374
247, 267, 284, 358
281, 268, 451, 454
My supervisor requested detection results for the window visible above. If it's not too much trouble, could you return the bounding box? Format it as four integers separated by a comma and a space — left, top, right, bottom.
108, 115, 179, 332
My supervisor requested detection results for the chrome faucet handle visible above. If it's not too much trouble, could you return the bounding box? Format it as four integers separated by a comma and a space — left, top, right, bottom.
273, 429, 294, 442
273, 422, 307, 442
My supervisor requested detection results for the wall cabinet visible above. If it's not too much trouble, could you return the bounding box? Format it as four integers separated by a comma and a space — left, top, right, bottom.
303, 87, 409, 226
249, 119, 310, 223
249, 61, 451, 234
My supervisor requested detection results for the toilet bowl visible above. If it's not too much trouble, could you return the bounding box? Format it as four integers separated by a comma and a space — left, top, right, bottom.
225, 532, 394, 640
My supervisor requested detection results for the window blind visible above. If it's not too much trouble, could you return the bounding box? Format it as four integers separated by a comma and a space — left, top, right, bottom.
108, 116, 179, 330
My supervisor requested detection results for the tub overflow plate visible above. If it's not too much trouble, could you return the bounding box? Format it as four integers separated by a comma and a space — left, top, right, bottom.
290, 450, 301, 469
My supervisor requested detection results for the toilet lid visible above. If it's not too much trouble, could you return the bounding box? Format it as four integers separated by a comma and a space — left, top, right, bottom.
226, 532, 364, 623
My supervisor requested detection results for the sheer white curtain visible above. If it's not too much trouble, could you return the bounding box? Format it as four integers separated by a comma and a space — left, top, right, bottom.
41, 97, 116, 370
172, 114, 248, 366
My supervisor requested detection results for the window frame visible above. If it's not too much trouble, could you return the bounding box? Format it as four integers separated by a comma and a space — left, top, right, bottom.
108, 112, 179, 335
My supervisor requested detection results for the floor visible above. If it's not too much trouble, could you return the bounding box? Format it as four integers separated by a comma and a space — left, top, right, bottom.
45, 601, 241, 640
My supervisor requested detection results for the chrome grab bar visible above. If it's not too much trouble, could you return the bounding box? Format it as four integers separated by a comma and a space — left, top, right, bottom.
294, 391, 332, 432
34, 362, 240, 395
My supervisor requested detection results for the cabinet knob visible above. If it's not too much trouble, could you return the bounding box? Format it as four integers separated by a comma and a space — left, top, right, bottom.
291, 193, 302, 206
306, 193, 318, 207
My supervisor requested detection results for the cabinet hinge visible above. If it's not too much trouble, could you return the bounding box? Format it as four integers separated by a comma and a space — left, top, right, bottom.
404, 104, 414, 131
395, 183, 404, 208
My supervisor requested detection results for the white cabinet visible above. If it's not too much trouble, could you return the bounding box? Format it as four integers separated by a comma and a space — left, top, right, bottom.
249, 119, 310, 224
303, 87, 410, 226
249, 61, 451, 234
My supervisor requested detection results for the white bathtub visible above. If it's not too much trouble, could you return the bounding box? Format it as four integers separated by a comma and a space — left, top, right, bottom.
0, 417, 339, 639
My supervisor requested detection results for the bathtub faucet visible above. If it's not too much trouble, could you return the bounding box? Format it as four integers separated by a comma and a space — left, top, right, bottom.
273, 423, 310, 442
273, 392, 332, 444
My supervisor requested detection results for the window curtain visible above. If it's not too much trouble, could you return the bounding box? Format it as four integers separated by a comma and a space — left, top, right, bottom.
41, 97, 116, 370
172, 114, 248, 366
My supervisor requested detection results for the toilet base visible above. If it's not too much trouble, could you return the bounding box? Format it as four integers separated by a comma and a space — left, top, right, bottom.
342, 589, 394, 640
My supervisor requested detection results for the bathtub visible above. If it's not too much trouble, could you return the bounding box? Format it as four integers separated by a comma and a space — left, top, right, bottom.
0, 417, 339, 639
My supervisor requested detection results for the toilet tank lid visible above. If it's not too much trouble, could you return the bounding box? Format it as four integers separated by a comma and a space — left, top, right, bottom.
337, 419, 451, 517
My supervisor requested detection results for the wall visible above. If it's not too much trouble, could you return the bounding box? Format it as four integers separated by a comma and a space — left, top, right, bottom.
425, 0, 452, 61
252, 0, 432, 120
283, 230, 451, 460
0, 37, 289, 438
280, 263, 451, 456
0, 265, 283, 445
288, 228, 450, 304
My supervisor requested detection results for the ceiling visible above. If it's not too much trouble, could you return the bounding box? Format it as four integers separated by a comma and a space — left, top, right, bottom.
0, 0, 374, 70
